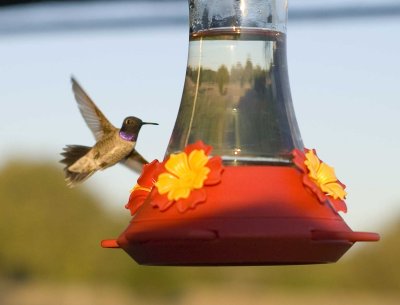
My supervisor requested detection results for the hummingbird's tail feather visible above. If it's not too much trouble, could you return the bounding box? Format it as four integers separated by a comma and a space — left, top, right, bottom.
60, 145, 94, 187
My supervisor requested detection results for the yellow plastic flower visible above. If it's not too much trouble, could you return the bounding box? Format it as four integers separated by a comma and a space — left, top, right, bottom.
304, 150, 347, 200
155, 149, 211, 201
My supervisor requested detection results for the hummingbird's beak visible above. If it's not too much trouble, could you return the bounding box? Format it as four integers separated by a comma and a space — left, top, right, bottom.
142, 122, 159, 126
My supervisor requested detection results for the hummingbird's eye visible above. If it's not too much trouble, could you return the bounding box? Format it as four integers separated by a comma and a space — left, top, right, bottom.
126, 119, 132, 125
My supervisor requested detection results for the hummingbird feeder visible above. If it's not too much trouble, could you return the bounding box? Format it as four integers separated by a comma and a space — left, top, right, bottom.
102, 0, 379, 265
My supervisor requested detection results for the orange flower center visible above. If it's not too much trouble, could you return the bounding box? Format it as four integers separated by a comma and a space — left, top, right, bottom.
155, 149, 210, 201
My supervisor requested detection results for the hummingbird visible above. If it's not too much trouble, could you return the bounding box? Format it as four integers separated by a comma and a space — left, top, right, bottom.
60, 77, 158, 187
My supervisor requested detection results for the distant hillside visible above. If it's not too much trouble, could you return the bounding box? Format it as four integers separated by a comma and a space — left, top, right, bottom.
0, 160, 397, 296
0, 160, 186, 294
0, 160, 128, 281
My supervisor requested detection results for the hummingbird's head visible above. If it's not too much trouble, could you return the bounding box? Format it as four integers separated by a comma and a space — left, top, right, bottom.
120, 116, 158, 142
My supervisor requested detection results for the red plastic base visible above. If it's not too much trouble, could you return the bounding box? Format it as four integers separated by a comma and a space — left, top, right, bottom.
103, 166, 379, 265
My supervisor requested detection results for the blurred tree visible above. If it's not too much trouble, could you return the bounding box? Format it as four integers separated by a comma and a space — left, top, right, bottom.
216, 64, 229, 95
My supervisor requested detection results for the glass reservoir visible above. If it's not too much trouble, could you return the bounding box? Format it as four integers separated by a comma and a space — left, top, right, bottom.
166, 0, 302, 164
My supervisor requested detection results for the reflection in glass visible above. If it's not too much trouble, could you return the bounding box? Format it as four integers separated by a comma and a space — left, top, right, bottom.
167, 1, 302, 165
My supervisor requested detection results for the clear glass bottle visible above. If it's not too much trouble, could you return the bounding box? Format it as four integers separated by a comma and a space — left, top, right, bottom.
166, 0, 303, 165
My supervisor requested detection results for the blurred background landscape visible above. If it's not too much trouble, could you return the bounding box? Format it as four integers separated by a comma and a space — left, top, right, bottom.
1, 0, 399, 304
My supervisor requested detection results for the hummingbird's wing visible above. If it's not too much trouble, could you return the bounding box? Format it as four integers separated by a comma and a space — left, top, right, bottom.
71, 77, 117, 141
121, 149, 148, 173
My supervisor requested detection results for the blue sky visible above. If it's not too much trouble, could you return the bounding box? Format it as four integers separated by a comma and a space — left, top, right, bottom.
0, 1, 399, 239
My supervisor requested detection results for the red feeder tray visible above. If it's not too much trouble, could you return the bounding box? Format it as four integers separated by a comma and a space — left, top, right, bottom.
102, 165, 379, 265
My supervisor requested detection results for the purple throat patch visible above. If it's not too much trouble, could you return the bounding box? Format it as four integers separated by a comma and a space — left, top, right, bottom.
119, 131, 136, 141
